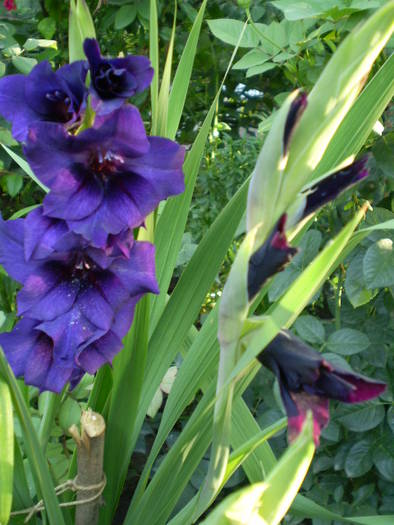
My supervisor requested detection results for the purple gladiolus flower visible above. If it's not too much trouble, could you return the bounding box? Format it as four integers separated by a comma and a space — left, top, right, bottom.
83, 38, 153, 113
0, 60, 87, 141
258, 330, 386, 444
302, 157, 369, 218
0, 209, 159, 392
248, 214, 297, 300
24, 106, 185, 247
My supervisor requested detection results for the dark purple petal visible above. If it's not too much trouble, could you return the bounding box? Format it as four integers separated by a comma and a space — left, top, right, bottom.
0, 318, 39, 376
0, 215, 32, 282
24, 207, 69, 261
43, 173, 104, 221
248, 214, 297, 300
109, 241, 159, 297
125, 136, 186, 198
76, 330, 122, 374
303, 157, 369, 217
84, 38, 153, 107
38, 308, 107, 363
17, 266, 78, 320
0, 74, 39, 141
56, 60, 87, 111
0, 319, 68, 392
83, 38, 101, 68
283, 92, 307, 153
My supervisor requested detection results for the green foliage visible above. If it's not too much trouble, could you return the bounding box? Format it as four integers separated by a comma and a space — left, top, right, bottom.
0, 2, 393, 525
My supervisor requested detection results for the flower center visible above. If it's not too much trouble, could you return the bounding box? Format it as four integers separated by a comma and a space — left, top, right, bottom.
89, 149, 124, 180
95, 64, 126, 96
45, 89, 73, 123
65, 253, 99, 287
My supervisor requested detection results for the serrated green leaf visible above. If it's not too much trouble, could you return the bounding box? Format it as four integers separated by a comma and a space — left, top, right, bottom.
345, 440, 373, 477
345, 253, 378, 308
207, 19, 259, 48
326, 328, 370, 355
337, 403, 385, 432
294, 315, 325, 344
233, 48, 270, 70
363, 239, 394, 288
373, 437, 394, 482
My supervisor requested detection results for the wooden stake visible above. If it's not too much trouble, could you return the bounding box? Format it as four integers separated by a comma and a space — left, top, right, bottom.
74, 409, 106, 525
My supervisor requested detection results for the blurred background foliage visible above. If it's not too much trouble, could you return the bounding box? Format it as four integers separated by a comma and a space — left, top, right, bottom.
0, 1, 392, 523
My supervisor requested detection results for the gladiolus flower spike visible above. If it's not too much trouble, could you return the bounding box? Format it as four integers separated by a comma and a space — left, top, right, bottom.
0, 39, 185, 392
0, 209, 159, 392
258, 330, 386, 445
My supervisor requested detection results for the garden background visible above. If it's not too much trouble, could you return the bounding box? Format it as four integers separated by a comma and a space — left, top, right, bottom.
0, 1, 393, 524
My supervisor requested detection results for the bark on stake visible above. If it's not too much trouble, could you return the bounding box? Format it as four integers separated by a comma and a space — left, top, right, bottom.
75, 409, 105, 525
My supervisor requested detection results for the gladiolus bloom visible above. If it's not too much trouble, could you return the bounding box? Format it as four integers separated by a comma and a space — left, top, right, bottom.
0, 209, 158, 391
258, 330, 386, 444
83, 38, 153, 113
0, 60, 87, 141
24, 106, 185, 247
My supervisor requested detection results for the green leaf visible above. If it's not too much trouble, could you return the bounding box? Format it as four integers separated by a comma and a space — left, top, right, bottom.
373, 436, 394, 482
1, 145, 48, 192
345, 440, 373, 477
345, 253, 378, 308
38, 17, 56, 39
156, 1, 177, 137
68, 0, 96, 63
388, 406, 394, 433
200, 415, 314, 525
233, 48, 270, 70
246, 61, 276, 77
149, 0, 159, 132
100, 296, 151, 525
11, 56, 37, 74
114, 5, 137, 29
314, 54, 394, 180
167, 0, 208, 139
0, 349, 66, 525
363, 239, 394, 288
0, 377, 13, 525
207, 19, 259, 48
326, 328, 370, 355
272, 0, 383, 21
4, 173, 23, 197
58, 397, 81, 432
337, 403, 385, 432
23, 38, 57, 51
294, 315, 325, 344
